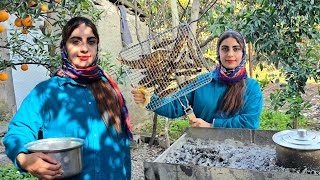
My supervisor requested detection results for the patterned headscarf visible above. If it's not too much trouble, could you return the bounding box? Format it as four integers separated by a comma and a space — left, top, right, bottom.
55, 42, 133, 140
55, 42, 103, 83
215, 30, 248, 84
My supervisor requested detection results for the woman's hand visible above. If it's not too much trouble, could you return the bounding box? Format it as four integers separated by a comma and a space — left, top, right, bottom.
190, 118, 212, 128
17, 152, 64, 180
131, 88, 146, 104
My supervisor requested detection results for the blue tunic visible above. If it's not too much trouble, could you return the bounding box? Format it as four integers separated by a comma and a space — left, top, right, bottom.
153, 71, 263, 129
3, 76, 131, 180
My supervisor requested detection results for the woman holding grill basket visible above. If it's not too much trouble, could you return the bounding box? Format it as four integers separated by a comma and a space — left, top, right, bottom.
132, 30, 263, 129
3, 17, 132, 180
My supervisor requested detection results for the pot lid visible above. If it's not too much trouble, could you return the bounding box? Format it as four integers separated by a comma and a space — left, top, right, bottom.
272, 129, 320, 150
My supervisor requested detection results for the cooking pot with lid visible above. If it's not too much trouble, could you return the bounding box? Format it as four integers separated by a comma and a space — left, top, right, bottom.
272, 129, 320, 170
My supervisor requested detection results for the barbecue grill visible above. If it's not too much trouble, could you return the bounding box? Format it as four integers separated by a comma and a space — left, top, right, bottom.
144, 128, 320, 180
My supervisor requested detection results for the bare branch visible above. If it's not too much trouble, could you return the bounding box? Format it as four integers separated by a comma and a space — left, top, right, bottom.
0, 45, 10, 49
195, 24, 208, 39
134, 0, 141, 44
13, 62, 51, 67
178, 0, 191, 22
189, 0, 217, 24
199, 36, 214, 48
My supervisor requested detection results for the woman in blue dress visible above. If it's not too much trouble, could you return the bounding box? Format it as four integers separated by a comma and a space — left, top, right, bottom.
3, 16, 132, 180
132, 30, 263, 129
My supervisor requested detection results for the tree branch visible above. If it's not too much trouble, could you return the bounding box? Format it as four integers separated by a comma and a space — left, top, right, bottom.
109, 0, 146, 17
13, 62, 51, 67
195, 24, 208, 39
0, 45, 10, 49
189, 0, 217, 24
199, 36, 214, 48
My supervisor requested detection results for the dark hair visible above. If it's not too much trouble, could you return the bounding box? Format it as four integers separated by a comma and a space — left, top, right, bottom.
62, 17, 121, 133
217, 30, 246, 116
62, 16, 100, 45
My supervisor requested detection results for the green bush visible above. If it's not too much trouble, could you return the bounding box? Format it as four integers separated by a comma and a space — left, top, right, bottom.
136, 109, 309, 142
259, 109, 307, 131
137, 116, 189, 141
0, 164, 36, 180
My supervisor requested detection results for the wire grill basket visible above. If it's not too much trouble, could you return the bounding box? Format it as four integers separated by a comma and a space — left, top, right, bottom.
118, 23, 212, 111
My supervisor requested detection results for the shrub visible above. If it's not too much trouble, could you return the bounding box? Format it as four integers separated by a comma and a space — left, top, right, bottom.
259, 109, 307, 131
136, 109, 309, 142
136, 116, 189, 141
0, 164, 36, 180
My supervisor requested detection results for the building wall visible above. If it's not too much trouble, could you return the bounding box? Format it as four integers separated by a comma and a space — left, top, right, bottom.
95, 1, 153, 128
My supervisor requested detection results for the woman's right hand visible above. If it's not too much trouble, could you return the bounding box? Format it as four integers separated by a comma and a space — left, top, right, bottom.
16, 152, 64, 180
131, 88, 146, 104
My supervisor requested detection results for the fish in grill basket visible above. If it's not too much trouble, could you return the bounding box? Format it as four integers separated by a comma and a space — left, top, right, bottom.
119, 26, 205, 101
119, 49, 170, 69
155, 77, 198, 99
152, 37, 176, 49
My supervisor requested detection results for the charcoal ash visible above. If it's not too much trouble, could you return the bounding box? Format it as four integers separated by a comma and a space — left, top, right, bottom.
164, 138, 320, 175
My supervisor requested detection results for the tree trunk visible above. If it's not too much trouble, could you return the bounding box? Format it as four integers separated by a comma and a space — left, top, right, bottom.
248, 42, 254, 78
163, 117, 170, 148
171, 0, 179, 37
149, 113, 158, 146
190, 0, 200, 35
0, 68, 16, 116
170, 0, 179, 27
293, 118, 298, 129
0, 33, 17, 116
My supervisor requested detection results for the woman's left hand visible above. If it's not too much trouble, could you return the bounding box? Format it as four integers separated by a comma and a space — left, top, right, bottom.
189, 118, 212, 128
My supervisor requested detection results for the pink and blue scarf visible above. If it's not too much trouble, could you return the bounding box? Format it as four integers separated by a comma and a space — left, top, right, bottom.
55, 42, 133, 140
215, 30, 248, 84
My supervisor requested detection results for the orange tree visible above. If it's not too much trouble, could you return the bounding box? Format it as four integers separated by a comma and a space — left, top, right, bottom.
0, 0, 103, 76
207, 0, 320, 128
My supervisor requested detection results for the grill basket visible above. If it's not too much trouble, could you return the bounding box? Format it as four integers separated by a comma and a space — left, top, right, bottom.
119, 23, 212, 111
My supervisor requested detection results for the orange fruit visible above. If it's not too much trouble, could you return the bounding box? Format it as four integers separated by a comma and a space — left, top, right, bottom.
315, 26, 320, 31
21, 28, 28, 34
0, 24, 4, 33
14, 18, 23, 27
22, 16, 32, 27
21, 64, 29, 71
0, 73, 8, 81
40, 5, 48, 11
0, 10, 9, 22
27, 1, 37, 7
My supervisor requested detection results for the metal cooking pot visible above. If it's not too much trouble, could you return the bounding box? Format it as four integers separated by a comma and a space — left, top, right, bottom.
25, 137, 84, 179
272, 129, 320, 170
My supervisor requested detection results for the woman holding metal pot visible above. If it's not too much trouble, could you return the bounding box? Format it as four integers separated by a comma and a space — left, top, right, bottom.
132, 30, 263, 129
3, 17, 132, 179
